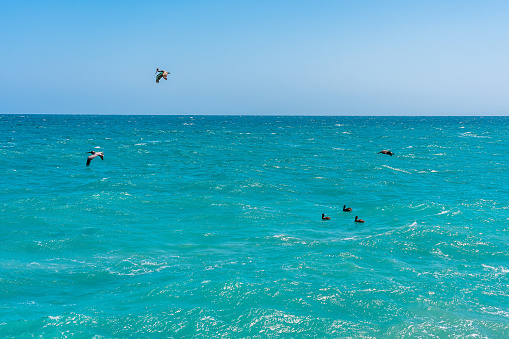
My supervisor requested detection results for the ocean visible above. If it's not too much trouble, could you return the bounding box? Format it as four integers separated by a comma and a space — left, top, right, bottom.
0, 115, 508, 338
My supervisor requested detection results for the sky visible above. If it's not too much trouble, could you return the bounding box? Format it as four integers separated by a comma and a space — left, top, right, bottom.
1, 0, 508, 115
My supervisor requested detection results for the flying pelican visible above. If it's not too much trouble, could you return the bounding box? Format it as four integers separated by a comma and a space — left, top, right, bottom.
155, 68, 170, 83
378, 150, 394, 156
86, 151, 104, 166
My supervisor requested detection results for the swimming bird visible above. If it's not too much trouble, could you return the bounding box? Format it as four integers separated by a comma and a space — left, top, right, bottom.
322, 214, 331, 220
86, 151, 104, 166
378, 150, 394, 156
343, 205, 352, 212
355, 216, 365, 223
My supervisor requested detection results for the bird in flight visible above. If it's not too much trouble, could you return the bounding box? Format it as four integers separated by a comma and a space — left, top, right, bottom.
86, 151, 104, 166
156, 68, 170, 83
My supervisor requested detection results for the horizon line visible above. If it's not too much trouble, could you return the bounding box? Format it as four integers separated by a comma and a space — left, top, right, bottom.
1, 113, 508, 117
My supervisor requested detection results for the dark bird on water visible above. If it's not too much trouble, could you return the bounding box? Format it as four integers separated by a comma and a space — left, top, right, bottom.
378, 150, 394, 156
86, 151, 104, 166
355, 216, 365, 223
343, 205, 352, 212
322, 214, 331, 220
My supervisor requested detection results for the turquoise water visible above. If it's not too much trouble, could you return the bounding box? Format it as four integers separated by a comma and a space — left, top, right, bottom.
0, 115, 508, 338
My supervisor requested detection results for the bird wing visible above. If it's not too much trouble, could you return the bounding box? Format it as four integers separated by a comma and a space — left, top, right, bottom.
86, 153, 97, 166
99, 155, 104, 160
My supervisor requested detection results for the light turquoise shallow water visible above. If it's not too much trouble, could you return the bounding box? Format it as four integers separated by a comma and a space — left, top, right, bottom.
0, 115, 508, 338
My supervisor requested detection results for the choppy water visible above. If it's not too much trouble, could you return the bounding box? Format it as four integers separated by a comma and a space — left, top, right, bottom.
0, 115, 508, 338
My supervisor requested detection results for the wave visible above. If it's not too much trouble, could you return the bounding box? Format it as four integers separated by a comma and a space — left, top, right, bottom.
382, 165, 412, 174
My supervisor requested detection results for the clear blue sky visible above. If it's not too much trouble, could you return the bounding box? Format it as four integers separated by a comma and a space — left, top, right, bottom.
1, 0, 508, 115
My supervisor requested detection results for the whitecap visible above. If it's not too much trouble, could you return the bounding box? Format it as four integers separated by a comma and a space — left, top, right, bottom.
460, 132, 490, 138
482, 264, 509, 275
382, 165, 411, 174
480, 306, 509, 317
342, 237, 358, 241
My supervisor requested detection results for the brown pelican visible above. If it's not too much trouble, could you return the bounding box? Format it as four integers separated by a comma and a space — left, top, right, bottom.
86, 151, 104, 166
378, 150, 394, 156
355, 216, 365, 223
322, 213, 331, 220
156, 68, 170, 83
343, 205, 352, 212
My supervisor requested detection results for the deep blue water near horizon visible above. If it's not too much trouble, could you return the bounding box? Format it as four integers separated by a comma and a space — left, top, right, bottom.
0, 114, 508, 338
